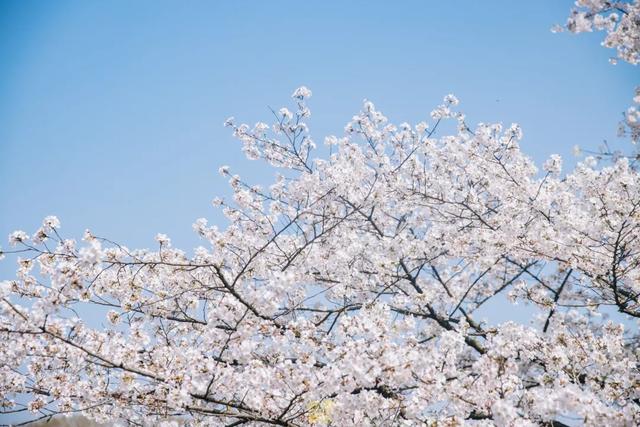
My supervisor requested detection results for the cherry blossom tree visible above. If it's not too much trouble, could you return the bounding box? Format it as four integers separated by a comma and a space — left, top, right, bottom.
1, 86, 638, 426
2, 3, 640, 426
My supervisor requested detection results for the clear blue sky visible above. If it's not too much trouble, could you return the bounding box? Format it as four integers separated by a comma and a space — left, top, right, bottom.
0, 1, 637, 310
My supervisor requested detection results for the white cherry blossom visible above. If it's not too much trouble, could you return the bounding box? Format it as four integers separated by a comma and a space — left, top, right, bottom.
1, 88, 639, 426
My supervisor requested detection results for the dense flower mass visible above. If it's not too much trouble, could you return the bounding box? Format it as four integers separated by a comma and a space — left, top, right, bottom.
1, 87, 639, 426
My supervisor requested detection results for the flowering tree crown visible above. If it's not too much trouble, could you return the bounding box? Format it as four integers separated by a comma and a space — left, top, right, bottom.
1, 85, 639, 426
2, 2, 640, 425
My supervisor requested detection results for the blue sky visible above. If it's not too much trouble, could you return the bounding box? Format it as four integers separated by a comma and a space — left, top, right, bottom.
0, 0, 636, 253
0, 1, 637, 307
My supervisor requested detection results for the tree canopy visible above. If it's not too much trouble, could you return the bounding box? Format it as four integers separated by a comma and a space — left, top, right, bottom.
1, 1, 639, 426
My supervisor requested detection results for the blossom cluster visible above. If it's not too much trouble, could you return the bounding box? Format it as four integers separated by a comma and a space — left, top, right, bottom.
555, 0, 640, 65
1, 88, 638, 426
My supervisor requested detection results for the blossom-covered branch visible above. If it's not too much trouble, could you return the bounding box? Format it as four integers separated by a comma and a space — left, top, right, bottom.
1, 88, 638, 426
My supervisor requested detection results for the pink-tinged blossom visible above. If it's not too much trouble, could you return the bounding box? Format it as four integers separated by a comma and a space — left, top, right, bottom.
543, 154, 563, 174
292, 86, 312, 99
8, 230, 28, 246
42, 215, 61, 231
155, 233, 171, 246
